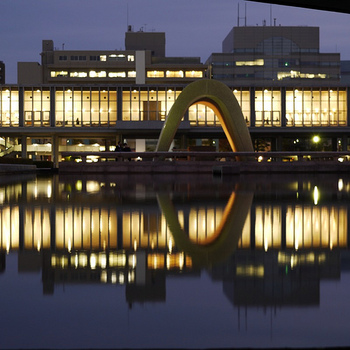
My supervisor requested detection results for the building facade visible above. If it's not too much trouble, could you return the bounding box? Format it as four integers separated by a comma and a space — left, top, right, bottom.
206, 26, 340, 86
1, 25, 350, 165
18, 30, 205, 86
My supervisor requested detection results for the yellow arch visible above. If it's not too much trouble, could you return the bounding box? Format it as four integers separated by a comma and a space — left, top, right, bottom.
156, 79, 254, 153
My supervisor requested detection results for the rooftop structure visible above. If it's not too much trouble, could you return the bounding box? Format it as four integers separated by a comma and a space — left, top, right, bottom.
206, 25, 340, 86
17, 30, 205, 85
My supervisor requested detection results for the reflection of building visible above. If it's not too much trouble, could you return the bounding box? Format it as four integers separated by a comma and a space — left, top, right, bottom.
0, 176, 348, 307
215, 250, 341, 308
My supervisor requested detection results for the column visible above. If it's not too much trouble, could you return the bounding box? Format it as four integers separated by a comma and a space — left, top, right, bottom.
52, 135, 59, 168
21, 136, 27, 159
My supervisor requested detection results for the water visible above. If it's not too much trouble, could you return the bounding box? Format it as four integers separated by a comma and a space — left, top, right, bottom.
0, 172, 349, 349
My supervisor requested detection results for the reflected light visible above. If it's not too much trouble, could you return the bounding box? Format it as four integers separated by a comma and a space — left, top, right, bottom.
111, 272, 117, 284
68, 238, 72, 253
90, 254, 97, 269
101, 271, 107, 283
129, 254, 137, 268
236, 265, 264, 277
313, 186, 319, 205
128, 271, 135, 283
119, 273, 125, 284
168, 238, 173, 253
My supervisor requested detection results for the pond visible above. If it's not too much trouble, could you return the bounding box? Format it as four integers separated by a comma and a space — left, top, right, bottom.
0, 172, 349, 349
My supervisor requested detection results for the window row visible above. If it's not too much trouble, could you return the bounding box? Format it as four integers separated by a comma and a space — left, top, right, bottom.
0, 203, 346, 252
50, 70, 204, 79
0, 87, 347, 127
58, 54, 135, 62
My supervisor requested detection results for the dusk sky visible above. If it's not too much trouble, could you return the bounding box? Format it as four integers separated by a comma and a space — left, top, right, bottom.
1, 0, 350, 83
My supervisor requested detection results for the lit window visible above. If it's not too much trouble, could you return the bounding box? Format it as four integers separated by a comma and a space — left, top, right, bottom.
89, 71, 107, 78
147, 71, 164, 78
278, 71, 327, 80
50, 71, 68, 77
236, 59, 264, 66
128, 55, 134, 62
100, 55, 107, 62
70, 72, 88, 78
128, 71, 136, 78
166, 70, 184, 78
108, 72, 126, 78
185, 71, 203, 78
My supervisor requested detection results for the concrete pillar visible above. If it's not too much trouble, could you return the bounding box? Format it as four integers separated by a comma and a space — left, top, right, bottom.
18, 87, 24, 127
52, 135, 59, 168
21, 136, 27, 159
342, 135, 348, 151
250, 88, 256, 127
136, 139, 146, 152
281, 87, 286, 127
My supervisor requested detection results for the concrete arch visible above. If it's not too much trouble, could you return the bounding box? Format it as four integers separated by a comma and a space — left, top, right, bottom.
156, 79, 254, 153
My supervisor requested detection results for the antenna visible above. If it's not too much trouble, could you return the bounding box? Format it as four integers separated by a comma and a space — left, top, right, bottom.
270, 4, 272, 26
237, 2, 247, 27
126, 1, 129, 30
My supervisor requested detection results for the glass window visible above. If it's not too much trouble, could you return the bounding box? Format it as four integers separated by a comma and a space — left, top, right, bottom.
108, 72, 126, 78
286, 88, 347, 127
185, 71, 203, 78
189, 103, 218, 126
70, 72, 88, 78
233, 89, 250, 125
24, 88, 50, 127
89, 71, 107, 78
166, 71, 184, 78
50, 71, 68, 77
0, 87, 19, 127
255, 89, 281, 127
122, 89, 133, 121
147, 71, 164, 78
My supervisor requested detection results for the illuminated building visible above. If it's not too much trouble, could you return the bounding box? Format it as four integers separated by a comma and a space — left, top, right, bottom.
18, 29, 206, 86
206, 26, 340, 86
0, 25, 349, 165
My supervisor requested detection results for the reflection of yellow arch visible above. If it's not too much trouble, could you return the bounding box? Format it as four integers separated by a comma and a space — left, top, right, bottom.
157, 188, 253, 268
156, 79, 254, 153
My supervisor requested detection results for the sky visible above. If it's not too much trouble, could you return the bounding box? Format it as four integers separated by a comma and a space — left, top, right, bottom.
1, 0, 350, 83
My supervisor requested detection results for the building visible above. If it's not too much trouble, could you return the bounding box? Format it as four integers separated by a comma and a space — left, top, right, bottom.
18, 29, 205, 86
0, 61, 5, 85
0, 25, 350, 166
206, 25, 340, 86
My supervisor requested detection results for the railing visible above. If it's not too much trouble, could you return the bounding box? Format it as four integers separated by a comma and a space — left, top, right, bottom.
60, 151, 350, 163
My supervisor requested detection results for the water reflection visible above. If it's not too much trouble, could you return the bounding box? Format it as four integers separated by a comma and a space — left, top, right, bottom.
0, 173, 349, 348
